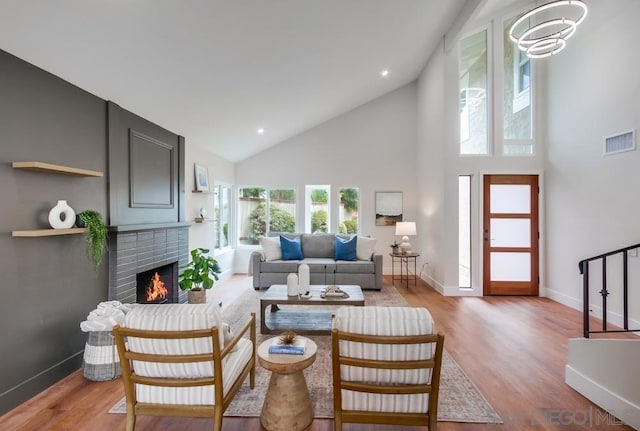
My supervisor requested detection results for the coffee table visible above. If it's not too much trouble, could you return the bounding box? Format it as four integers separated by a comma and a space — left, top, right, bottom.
258, 336, 317, 431
260, 284, 364, 335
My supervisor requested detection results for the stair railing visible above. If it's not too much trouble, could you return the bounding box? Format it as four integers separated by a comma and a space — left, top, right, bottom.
579, 242, 640, 338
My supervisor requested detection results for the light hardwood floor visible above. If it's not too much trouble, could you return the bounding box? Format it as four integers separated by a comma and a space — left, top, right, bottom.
0, 276, 635, 431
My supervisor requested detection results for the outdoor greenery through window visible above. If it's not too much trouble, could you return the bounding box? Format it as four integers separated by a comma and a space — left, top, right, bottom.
306, 185, 330, 233
213, 185, 231, 249
268, 189, 297, 234
459, 29, 488, 155
338, 188, 359, 234
237, 187, 296, 245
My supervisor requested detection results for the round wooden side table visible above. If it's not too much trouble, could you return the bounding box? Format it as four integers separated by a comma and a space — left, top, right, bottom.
257, 336, 317, 431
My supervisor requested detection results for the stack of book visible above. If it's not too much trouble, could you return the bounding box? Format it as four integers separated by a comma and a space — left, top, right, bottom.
268, 337, 306, 355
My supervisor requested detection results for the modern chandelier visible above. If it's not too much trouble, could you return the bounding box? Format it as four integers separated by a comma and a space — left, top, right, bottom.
509, 0, 588, 59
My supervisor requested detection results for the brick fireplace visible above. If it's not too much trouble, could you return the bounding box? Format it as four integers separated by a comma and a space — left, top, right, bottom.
108, 222, 191, 304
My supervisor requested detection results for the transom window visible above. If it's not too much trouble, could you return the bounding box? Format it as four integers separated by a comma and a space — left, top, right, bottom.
459, 29, 489, 155
458, 8, 535, 156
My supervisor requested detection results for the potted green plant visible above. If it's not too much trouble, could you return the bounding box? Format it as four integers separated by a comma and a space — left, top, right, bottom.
178, 248, 221, 303
76, 210, 108, 272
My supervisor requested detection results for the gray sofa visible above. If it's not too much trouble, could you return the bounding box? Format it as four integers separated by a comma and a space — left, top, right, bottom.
251, 233, 382, 291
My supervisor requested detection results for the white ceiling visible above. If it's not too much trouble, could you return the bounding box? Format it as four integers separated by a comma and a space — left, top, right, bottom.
0, 0, 468, 162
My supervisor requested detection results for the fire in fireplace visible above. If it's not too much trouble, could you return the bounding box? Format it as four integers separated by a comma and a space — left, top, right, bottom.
145, 272, 168, 302
136, 262, 178, 304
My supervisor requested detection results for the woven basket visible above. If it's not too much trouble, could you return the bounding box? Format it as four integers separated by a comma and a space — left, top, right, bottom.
82, 330, 121, 381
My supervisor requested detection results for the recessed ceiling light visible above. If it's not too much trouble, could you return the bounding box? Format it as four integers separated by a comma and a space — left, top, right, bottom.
257, 128, 265, 135
381, 69, 389, 77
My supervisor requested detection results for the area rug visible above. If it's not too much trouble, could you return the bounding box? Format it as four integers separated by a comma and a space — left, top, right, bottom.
110, 285, 502, 424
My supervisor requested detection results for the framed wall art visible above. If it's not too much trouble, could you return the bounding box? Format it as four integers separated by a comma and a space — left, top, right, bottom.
194, 163, 210, 192
375, 191, 403, 226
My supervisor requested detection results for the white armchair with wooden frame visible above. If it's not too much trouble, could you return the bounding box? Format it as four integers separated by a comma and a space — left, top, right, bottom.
331, 306, 444, 430
113, 303, 256, 431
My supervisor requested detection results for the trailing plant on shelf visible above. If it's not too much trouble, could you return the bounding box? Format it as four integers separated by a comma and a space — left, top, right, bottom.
76, 210, 108, 272
179, 248, 221, 302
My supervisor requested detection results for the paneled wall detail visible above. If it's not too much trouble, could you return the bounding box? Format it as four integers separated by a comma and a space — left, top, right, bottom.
129, 129, 175, 209
107, 101, 185, 226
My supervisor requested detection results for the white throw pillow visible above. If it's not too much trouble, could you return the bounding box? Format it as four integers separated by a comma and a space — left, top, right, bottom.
356, 236, 377, 261
259, 236, 282, 261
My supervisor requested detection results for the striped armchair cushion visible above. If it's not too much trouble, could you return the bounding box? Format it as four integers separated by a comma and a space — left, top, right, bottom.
123, 303, 253, 404
134, 339, 254, 404
332, 306, 436, 413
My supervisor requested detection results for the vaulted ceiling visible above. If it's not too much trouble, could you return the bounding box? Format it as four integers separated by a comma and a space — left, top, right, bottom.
0, 0, 470, 162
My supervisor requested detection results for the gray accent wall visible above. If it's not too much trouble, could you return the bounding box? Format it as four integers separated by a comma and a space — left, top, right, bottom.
0, 49, 108, 414
0, 49, 188, 414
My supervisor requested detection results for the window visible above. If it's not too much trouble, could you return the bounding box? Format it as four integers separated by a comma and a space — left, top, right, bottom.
213, 185, 231, 249
306, 185, 330, 233
338, 188, 359, 234
459, 29, 489, 155
237, 188, 266, 245
237, 187, 297, 245
503, 15, 533, 155
458, 8, 535, 157
516, 49, 531, 95
459, 176, 471, 288
268, 189, 297, 234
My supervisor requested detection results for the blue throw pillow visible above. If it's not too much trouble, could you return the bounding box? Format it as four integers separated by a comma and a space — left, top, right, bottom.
280, 235, 303, 260
335, 236, 357, 261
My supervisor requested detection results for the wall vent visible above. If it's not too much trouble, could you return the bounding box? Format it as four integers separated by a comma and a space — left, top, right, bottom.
604, 130, 636, 156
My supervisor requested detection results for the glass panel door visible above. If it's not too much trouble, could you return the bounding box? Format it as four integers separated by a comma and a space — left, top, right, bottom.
483, 175, 539, 295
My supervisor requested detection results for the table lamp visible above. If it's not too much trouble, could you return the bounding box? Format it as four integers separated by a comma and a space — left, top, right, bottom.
395, 221, 416, 253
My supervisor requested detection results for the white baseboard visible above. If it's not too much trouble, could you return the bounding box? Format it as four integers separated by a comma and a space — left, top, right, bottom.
545, 287, 640, 333
418, 273, 481, 296
565, 365, 640, 430
418, 273, 444, 294
544, 287, 583, 311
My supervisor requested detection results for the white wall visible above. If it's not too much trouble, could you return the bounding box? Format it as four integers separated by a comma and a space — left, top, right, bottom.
566, 339, 640, 430
417, 44, 448, 292
184, 141, 236, 280
185, 1, 640, 321
544, 0, 640, 326
236, 83, 419, 273
417, 14, 546, 295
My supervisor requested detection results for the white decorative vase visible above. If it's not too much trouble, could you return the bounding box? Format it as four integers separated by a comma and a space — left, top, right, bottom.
48, 200, 76, 229
287, 273, 299, 296
298, 263, 310, 295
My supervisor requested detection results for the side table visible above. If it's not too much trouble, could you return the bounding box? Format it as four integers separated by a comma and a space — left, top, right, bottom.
257, 336, 317, 431
390, 252, 420, 288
